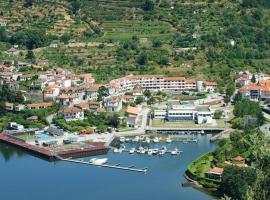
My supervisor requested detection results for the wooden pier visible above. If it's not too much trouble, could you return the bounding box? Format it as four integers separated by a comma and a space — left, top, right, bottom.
56, 155, 148, 173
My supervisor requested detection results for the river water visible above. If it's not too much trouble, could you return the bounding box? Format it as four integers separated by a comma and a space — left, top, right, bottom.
0, 134, 217, 200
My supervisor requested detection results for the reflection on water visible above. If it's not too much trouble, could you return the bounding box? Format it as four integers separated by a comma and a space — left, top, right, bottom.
0, 134, 217, 200
0, 143, 25, 161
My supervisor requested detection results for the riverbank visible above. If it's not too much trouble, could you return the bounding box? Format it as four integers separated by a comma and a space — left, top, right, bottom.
185, 152, 220, 189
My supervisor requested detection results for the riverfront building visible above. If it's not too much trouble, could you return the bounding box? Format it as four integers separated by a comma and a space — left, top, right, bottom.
154, 101, 213, 124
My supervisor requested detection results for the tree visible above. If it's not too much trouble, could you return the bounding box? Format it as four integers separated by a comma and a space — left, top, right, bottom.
136, 52, 148, 65
97, 86, 109, 102
251, 74, 256, 83
218, 167, 257, 200
142, 0, 155, 11
143, 89, 151, 98
25, 50, 35, 61
70, 0, 81, 14
135, 96, 144, 105
107, 114, 120, 128
152, 38, 162, 48
233, 99, 264, 125
214, 110, 223, 119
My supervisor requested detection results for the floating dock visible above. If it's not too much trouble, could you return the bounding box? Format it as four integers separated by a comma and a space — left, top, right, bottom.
56, 155, 148, 173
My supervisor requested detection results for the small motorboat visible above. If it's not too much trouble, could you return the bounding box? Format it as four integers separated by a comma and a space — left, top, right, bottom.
171, 148, 180, 156
137, 147, 144, 154
200, 130, 205, 134
145, 137, 150, 144
129, 148, 136, 154
132, 136, 139, 142
90, 158, 108, 165
159, 149, 166, 156
166, 137, 172, 143
119, 137, 125, 143
152, 149, 159, 155
125, 138, 131, 142
153, 137, 159, 143
147, 149, 153, 156
139, 135, 145, 141
113, 148, 121, 153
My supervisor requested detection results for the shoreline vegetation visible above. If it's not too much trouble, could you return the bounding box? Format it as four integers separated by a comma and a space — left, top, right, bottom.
185, 98, 270, 199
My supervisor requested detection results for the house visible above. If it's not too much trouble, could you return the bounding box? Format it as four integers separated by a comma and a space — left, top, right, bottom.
84, 84, 99, 101
206, 167, 224, 180
43, 86, 60, 101
79, 73, 95, 84
103, 96, 123, 112
203, 81, 217, 92
126, 106, 141, 128
0, 19, 7, 27
26, 102, 53, 110
74, 102, 89, 110
14, 104, 25, 112
6, 48, 20, 56
60, 107, 84, 121
89, 102, 102, 112
57, 94, 80, 106
122, 95, 135, 103
27, 116, 39, 121
4, 102, 14, 111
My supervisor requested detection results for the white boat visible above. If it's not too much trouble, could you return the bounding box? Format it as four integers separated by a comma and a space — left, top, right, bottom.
159, 149, 166, 156
200, 130, 205, 134
129, 148, 136, 154
153, 137, 159, 143
119, 137, 125, 143
171, 148, 180, 156
90, 158, 108, 165
132, 136, 139, 142
145, 137, 150, 144
139, 135, 145, 141
152, 149, 159, 155
166, 137, 172, 143
125, 138, 131, 142
147, 149, 153, 156
137, 147, 144, 154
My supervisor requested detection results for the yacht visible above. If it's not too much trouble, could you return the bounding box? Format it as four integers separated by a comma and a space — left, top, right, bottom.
147, 149, 153, 156
166, 137, 172, 143
119, 137, 125, 143
153, 137, 159, 143
159, 148, 166, 156
152, 149, 159, 155
139, 135, 145, 141
132, 136, 139, 142
129, 148, 136, 154
125, 138, 131, 142
171, 148, 180, 156
145, 137, 151, 144
90, 158, 108, 165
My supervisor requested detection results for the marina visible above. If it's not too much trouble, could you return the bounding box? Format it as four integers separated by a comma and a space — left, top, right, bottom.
0, 134, 217, 200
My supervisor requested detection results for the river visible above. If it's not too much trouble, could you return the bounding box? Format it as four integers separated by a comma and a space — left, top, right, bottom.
0, 134, 217, 200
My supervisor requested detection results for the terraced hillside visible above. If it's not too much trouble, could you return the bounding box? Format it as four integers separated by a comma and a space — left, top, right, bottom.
1, 0, 270, 86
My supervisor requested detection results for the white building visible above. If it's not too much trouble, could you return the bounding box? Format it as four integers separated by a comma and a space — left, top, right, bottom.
60, 107, 84, 121
103, 96, 122, 112
154, 102, 213, 124
109, 74, 214, 94
126, 106, 141, 128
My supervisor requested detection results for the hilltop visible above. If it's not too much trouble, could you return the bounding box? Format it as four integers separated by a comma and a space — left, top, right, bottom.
0, 0, 270, 87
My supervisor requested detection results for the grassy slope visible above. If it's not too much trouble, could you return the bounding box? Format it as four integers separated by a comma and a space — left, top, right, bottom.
1, 0, 270, 84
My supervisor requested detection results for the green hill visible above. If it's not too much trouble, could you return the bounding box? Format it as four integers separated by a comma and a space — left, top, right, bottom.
1, 0, 270, 86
